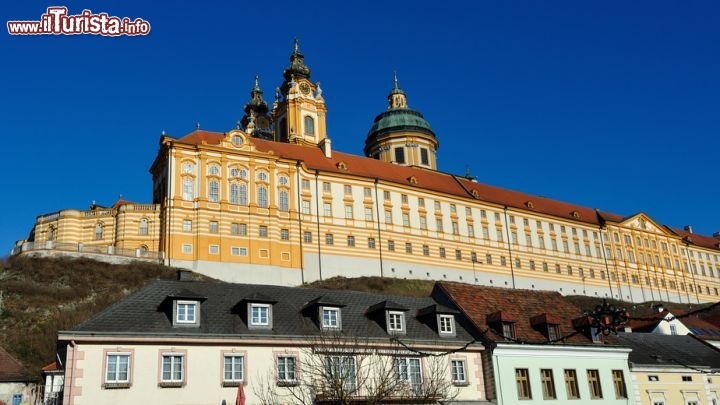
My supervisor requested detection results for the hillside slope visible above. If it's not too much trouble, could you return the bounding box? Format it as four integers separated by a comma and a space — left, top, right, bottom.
0, 255, 184, 376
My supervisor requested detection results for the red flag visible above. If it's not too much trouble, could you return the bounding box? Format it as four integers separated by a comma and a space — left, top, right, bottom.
236, 383, 246, 405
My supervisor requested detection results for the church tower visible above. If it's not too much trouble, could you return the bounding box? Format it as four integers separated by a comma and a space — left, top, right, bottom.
272, 39, 328, 146
364, 73, 439, 170
241, 75, 273, 140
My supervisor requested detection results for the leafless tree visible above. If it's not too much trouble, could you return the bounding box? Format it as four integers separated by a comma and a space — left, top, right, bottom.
253, 332, 458, 405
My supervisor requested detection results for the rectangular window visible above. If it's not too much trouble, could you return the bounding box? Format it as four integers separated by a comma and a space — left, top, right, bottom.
176, 301, 197, 324
435, 201, 441, 211
368, 238, 375, 248
231, 223, 239, 235
182, 244, 192, 254
250, 304, 270, 326
161, 354, 184, 383
388, 311, 405, 332
468, 224, 475, 237
439, 247, 446, 258
182, 178, 193, 201
420, 148, 429, 165
394, 147, 405, 164
259, 225, 268, 237
324, 202, 332, 216
401, 194, 408, 203
419, 216, 427, 229
239, 223, 247, 236
516, 368, 532, 399
385, 210, 392, 224
418, 197, 425, 207
326, 234, 334, 245
281, 229, 289, 240
322, 182, 331, 192
209, 245, 219, 255
325, 356, 356, 392
365, 207, 373, 221
403, 213, 410, 226
363, 187, 372, 198
564, 369, 580, 399
405, 242, 412, 253
105, 353, 131, 385
231, 247, 247, 256
344, 185, 352, 195
302, 200, 311, 214
451, 360, 466, 383
223, 355, 244, 383
395, 358, 422, 393
322, 308, 340, 329
347, 235, 355, 247
388, 240, 395, 251
541, 369, 556, 399
277, 356, 296, 383
486, 254, 492, 265
612, 370, 627, 399
452, 222, 459, 235
183, 220, 192, 232
210, 221, 219, 233
345, 205, 353, 219
420, 245, 429, 256
587, 369, 603, 399
482, 227, 489, 239
384, 190, 391, 200
439, 315, 455, 335
455, 249, 462, 260
436, 219, 444, 232
302, 179, 310, 189
303, 231, 312, 243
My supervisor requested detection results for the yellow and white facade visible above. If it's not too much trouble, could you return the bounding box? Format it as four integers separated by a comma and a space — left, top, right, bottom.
18, 41, 720, 303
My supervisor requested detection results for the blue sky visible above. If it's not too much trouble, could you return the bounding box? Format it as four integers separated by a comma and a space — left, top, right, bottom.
2, 1, 719, 254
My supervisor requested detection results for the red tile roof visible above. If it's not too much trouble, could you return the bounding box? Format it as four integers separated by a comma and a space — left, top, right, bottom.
41, 362, 58, 372
666, 227, 720, 250
0, 346, 33, 382
171, 130, 719, 249
435, 282, 594, 344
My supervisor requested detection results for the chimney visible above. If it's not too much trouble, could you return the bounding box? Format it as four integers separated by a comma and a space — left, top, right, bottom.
684, 225, 693, 234
177, 269, 193, 281
319, 138, 332, 158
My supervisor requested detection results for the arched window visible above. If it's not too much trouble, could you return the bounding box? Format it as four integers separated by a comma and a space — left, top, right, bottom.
138, 245, 148, 256
95, 223, 103, 240
257, 172, 268, 182
258, 186, 268, 208
304, 116, 315, 135
139, 219, 149, 235
182, 178, 194, 201
47, 226, 55, 241
209, 180, 219, 202
279, 190, 289, 212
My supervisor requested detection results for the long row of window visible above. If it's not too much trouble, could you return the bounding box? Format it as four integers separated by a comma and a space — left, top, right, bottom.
103, 351, 468, 389
515, 368, 627, 401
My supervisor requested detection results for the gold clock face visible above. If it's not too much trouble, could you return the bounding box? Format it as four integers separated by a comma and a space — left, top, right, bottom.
299, 82, 311, 95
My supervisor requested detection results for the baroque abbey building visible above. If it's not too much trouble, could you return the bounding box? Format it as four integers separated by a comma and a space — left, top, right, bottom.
17, 41, 720, 304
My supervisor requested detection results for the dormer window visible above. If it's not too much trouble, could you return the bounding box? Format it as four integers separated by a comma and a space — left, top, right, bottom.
387, 311, 405, 334
548, 324, 560, 341
531, 313, 562, 342
175, 300, 198, 325
439, 314, 455, 336
322, 307, 341, 330
502, 322, 515, 339
250, 303, 272, 328
487, 311, 517, 340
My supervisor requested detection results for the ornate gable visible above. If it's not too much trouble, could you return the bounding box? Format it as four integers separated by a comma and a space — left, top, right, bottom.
620, 213, 668, 235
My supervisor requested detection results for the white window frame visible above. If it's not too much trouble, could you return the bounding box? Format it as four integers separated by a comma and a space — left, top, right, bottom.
161, 353, 184, 384
439, 314, 455, 336
450, 359, 467, 384
277, 356, 297, 384
322, 307, 341, 330
250, 303, 271, 327
387, 311, 405, 333
105, 353, 131, 385
395, 357, 422, 394
175, 300, 198, 325
223, 354, 245, 384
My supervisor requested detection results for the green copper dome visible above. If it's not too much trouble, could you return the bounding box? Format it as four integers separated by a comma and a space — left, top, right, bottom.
366, 108, 435, 140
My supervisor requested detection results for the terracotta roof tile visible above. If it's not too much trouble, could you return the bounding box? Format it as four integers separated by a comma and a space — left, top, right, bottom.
436, 282, 594, 344
666, 226, 720, 250
170, 130, 719, 250
0, 346, 33, 382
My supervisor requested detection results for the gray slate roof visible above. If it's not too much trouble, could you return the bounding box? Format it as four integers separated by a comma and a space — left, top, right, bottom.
65, 279, 474, 344
616, 333, 720, 369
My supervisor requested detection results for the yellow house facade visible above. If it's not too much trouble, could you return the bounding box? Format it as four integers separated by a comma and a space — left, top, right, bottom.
18, 41, 720, 303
